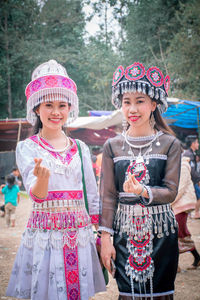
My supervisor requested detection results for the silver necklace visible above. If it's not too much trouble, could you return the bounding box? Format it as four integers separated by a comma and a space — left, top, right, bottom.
124, 131, 159, 164
124, 131, 159, 149
128, 144, 153, 164
37, 131, 70, 153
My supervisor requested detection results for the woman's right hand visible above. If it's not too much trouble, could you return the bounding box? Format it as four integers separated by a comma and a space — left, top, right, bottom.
33, 158, 50, 179
101, 232, 116, 273
31, 158, 50, 199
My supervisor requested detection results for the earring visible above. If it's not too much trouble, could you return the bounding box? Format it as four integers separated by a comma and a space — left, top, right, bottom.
150, 112, 155, 129
122, 118, 128, 134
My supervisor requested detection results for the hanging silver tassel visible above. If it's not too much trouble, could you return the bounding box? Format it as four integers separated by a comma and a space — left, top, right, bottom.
122, 118, 128, 135
137, 82, 142, 93
122, 118, 128, 150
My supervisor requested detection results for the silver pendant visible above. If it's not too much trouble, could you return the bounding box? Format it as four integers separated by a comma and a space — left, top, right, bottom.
54, 164, 65, 174
128, 150, 133, 155
134, 163, 145, 172
136, 156, 144, 164
156, 141, 160, 146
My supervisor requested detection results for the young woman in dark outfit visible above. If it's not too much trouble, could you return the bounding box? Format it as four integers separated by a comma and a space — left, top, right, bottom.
99, 62, 182, 299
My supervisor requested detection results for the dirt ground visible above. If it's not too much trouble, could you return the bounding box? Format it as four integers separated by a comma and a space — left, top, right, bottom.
0, 193, 200, 300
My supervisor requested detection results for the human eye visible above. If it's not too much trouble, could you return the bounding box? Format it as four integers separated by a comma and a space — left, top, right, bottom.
45, 103, 52, 107
123, 99, 130, 105
60, 103, 67, 108
136, 98, 145, 104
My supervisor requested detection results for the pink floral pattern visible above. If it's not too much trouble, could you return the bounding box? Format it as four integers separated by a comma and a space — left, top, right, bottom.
125, 62, 145, 81
112, 65, 124, 86
31, 79, 42, 91
63, 243, 81, 300
90, 214, 99, 224
47, 190, 83, 201
146, 66, 164, 87
25, 75, 77, 101
45, 76, 58, 87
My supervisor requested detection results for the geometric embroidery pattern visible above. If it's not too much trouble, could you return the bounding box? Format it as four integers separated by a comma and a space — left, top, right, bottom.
63, 236, 81, 300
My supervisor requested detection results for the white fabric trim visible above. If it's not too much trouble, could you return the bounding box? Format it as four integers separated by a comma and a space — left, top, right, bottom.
98, 226, 114, 235
119, 290, 174, 297
113, 154, 167, 163
119, 192, 140, 198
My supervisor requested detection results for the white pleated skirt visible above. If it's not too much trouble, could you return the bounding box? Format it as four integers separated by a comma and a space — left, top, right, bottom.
6, 227, 106, 300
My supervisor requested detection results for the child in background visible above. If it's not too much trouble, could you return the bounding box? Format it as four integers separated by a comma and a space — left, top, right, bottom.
0, 174, 20, 227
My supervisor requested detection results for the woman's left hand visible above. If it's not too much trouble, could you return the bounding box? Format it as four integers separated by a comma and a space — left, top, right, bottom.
123, 173, 143, 195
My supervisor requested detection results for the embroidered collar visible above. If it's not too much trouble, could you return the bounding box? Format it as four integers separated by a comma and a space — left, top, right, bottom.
29, 135, 78, 164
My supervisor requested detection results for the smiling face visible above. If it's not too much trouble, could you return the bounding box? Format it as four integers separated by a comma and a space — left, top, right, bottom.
122, 92, 157, 133
35, 94, 70, 131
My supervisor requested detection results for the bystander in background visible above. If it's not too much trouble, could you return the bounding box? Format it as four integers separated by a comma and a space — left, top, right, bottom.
10, 167, 22, 187
172, 156, 200, 270
183, 135, 200, 219
0, 174, 20, 227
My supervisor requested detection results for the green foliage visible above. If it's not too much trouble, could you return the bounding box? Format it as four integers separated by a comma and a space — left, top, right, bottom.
0, 0, 40, 118
0, 0, 199, 121
121, 0, 184, 66
167, 0, 200, 99
78, 37, 121, 114
119, 0, 199, 100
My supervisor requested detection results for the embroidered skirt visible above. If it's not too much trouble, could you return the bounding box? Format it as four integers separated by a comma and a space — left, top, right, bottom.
6, 226, 106, 300
114, 203, 179, 299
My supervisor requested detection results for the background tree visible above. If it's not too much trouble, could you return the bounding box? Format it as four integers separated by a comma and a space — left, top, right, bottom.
167, 0, 200, 99
0, 0, 40, 118
121, 0, 188, 69
79, 37, 121, 114
0, 0, 199, 120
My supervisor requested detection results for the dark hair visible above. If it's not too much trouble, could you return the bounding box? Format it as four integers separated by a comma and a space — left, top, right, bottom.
185, 135, 198, 148
12, 167, 18, 172
153, 107, 175, 136
6, 174, 16, 189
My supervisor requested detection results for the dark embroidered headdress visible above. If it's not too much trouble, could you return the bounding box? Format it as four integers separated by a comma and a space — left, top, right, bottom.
112, 62, 170, 113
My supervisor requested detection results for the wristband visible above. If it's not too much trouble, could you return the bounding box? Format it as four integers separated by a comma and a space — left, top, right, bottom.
137, 185, 145, 196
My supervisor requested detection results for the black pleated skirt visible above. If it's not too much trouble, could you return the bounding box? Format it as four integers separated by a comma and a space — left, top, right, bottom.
114, 226, 178, 298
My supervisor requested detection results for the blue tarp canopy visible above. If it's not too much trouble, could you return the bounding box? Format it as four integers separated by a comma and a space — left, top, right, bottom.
163, 99, 200, 129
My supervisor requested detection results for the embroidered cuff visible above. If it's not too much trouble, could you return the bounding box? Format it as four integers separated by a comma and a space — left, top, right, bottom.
30, 188, 45, 203
90, 214, 99, 224
98, 226, 114, 236
141, 185, 153, 205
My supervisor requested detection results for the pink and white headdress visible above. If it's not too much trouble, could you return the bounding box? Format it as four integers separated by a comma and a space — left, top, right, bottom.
112, 62, 170, 113
25, 59, 79, 126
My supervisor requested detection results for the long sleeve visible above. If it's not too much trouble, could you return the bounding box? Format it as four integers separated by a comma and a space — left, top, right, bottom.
80, 140, 100, 224
99, 140, 118, 233
146, 137, 182, 204
16, 140, 37, 196
172, 160, 190, 205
